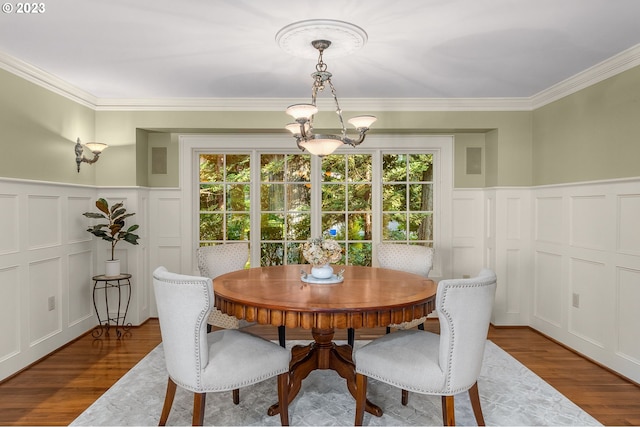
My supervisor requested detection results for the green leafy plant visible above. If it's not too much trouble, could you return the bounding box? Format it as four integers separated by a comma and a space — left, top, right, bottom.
83, 198, 140, 260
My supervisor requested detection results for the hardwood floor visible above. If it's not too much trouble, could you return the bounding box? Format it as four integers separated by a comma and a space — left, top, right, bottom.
1, 319, 639, 426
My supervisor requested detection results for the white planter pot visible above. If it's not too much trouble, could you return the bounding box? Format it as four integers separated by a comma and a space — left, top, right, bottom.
105, 259, 121, 277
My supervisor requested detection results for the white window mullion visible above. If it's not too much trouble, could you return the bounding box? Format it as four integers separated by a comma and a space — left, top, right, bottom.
371, 150, 382, 264
310, 154, 323, 238
250, 149, 261, 266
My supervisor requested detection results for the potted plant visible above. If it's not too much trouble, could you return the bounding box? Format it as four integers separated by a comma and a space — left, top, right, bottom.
83, 198, 140, 277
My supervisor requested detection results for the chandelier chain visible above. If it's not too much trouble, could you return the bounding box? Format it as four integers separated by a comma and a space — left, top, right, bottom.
328, 79, 347, 136
316, 48, 327, 73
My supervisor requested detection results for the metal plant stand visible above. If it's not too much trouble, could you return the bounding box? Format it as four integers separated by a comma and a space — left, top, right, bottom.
91, 274, 132, 339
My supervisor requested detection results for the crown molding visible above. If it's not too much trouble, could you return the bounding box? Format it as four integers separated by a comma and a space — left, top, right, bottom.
2, 43, 639, 112
93, 97, 534, 112
0, 51, 98, 109
531, 43, 640, 109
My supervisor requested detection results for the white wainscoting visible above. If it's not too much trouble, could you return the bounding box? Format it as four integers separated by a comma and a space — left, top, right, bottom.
147, 188, 183, 318
531, 178, 640, 384
454, 180, 640, 383
0, 179, 147, 381
2, 176, 639, 386
146, 180, 640, 383
0, 179, 96, 380
451, 190, 485, 279
452, 188, 531, 326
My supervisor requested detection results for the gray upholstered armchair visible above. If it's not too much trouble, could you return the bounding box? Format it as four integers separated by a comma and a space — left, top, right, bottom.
196, 243, 253, 330
197, 243, 288, 347
354, 269, 497, 426
152, 267, 291, 426
377, 243, 434, 331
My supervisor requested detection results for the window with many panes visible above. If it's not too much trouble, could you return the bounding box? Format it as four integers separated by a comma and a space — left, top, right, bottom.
321, 154, 372, 265
199, 154, 251, 244
198, 150, 434, 266
259, 154, 311, 265
381, 153, 433, 246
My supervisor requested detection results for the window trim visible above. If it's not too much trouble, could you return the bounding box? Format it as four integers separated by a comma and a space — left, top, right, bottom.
180, 134, 453, 279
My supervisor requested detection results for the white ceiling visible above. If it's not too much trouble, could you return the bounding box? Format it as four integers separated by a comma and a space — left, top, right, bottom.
1, 0, 640, 102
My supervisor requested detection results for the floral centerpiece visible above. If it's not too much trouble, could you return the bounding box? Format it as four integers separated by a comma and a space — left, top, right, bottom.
301, 237, 342, 266
301, 237, 342, 280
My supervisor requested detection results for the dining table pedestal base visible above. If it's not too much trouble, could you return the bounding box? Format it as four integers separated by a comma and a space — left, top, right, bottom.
267, 327, 383, 418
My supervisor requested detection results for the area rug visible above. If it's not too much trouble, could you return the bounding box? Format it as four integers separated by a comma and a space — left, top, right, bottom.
71, 340, 600, 426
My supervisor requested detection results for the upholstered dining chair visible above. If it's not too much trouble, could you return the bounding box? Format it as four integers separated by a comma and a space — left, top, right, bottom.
197, 243, 288, 347
196, 243, 252, 330
152, 267, 291, 426
354, 269, 497, 426
377, 243, 434, 331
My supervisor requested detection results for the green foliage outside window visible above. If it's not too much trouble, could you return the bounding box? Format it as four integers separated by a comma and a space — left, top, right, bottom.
260, 154, 311, 265
199, 154, 251, 243
381, 154, 433, 245
199, 151, 434, 266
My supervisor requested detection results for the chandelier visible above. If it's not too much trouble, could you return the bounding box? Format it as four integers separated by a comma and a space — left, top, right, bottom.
284, 39, 376, 157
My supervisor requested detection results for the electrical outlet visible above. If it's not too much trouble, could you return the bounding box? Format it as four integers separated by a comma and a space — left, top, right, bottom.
48, 296, 55, 311
572, 293, 579, 308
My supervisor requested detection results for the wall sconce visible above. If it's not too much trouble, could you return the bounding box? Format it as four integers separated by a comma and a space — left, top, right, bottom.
75, 137, 108, 172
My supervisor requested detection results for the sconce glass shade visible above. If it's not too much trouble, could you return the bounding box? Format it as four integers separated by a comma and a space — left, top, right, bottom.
286, 104, 318, 120
299, 138, 345, 156
84, 142, 108, 154
348, 115, 377, 129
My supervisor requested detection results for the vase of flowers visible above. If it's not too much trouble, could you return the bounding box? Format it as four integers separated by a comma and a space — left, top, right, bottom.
310, 264, 334, 279
301, 237, 342, 279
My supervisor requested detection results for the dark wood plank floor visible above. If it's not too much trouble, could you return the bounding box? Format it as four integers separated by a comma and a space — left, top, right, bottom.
0, 319, 639, 426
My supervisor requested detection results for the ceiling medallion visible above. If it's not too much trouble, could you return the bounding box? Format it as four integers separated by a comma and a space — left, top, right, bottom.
276, 19, 368, 59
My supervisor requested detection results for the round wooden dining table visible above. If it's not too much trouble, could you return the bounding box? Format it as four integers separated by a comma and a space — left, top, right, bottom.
213, 264, 437, 417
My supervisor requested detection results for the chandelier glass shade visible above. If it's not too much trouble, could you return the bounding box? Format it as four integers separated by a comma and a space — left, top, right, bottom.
285, 39, 376, 156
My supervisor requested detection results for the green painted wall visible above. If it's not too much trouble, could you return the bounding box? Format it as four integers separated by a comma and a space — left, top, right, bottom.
454, 133, 486, 188
93, 109, 532, 188
3, 63, 639, 188
136, 128, 149, 187
533, 66, 640, 185
147, 132, 178, 188
485, 129, 500, 187
0, 69, 96, 184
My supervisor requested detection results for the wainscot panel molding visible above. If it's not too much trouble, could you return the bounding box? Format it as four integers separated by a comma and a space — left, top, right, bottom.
2, 175, 639, 385
451, 190, 485, 278
530, 178, 640, 384
493, 188, 532, 326
0, 179, 148, 381
458, 188, 532, 327
0, 179, 96, 381
147, 188, 183, 318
